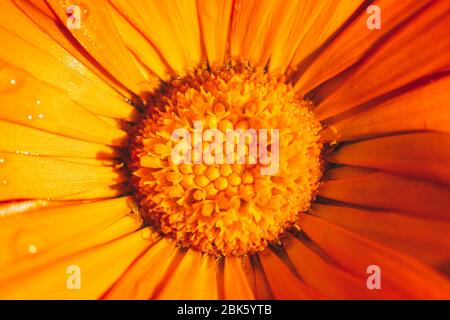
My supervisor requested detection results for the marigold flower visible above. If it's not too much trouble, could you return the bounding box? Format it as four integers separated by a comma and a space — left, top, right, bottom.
0, 0, 449, 300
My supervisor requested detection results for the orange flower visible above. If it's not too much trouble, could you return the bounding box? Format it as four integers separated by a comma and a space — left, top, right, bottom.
0, 0, 449, 299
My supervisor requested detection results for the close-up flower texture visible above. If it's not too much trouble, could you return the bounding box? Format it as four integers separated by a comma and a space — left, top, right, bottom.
0, 0, 449, 300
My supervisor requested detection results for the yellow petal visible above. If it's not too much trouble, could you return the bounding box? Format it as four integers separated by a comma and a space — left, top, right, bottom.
0, 4, 136, 119
0, 152, 125, 201
108, 3, 170, 81
229, 0, 279, 66
0, 120, 117, 158
55, 182, 128, 200
46, 0, 149, 95
0, 64, 127, 146
197, 0, 233, 67
12, 0, 130, 97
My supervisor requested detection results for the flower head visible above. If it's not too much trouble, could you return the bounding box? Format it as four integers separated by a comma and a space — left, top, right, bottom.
0, 0, 449, 300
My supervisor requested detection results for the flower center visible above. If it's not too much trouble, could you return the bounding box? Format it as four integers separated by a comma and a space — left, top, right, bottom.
130, 62, 323, 256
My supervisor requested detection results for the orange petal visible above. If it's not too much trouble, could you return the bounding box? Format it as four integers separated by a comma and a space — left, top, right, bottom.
0, 227, 154, 299
284, 235, 387, 299
229, 0, 283, 66
51, 157, 118, 166
0, 197, 136, 271
197, 0, 233, 67
0, 120, 117, 158
324, 166, 375, 180
0, 5, 136, 120
108, 5, 170, 81
272, 1, 362, 74
258, 249, 321, 299
294, 0, 429, 95
320, 74, 450, 142
223, 256, 255, 299
298, 214, 450, 299
110, 0, 202, 75
12, 0, 130, 97
0, 152, 125, 201
312, 204, 450, 267
156, 250, 218, 299
327, 132, 450, 186
246, 256, 273, 299
104, 239, 182, 299
314, 1, 450, 121
318, 172, 450, 220
0, 64, 127, 146
46, 0, 149, 95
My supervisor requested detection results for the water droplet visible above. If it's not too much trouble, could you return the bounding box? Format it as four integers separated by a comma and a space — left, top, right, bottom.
1, 179, 8, 185
28, 244, 38, 254
0, 158, 5, 164
14, 150, 38, 156
10, 79, 16, 85
27, 115, 33, 120
38, 113, 44, 119
12, 230, 48, 257
36, 100, 41, 105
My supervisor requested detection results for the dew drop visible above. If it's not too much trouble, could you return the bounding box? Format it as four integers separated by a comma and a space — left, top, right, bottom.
38, 113, 44, 119
0, 158, 5, 164
28, 244, 38, 254
27, 115, 33, 120
10, 79, 16, 85
12, 230, 47, 257
36, 100, 41, 105
1, 179, 8, 185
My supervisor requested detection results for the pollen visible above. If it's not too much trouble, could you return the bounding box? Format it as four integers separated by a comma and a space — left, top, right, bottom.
130, 62, 323, 256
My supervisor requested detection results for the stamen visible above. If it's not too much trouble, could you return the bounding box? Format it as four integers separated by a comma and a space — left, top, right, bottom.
130, 62, 323, 256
